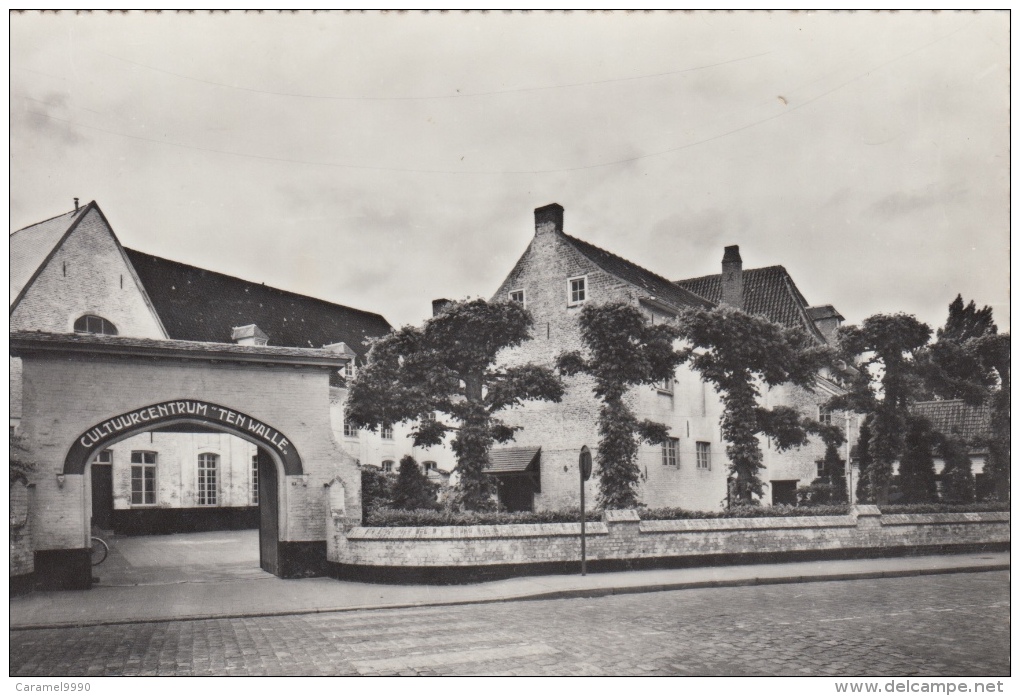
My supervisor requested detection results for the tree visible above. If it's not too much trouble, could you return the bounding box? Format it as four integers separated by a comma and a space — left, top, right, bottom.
830, 314, 932, 504
360, 467, 395, 517
898, 416, 938, 504
854, 415, 874, 503
346, 299, 564, 511
391, 455, 439, 510
973, 332, 1010, 500
939, 434, 975, 504
9, 434, 34, 486
556, 301, 686, 509
675, 305, 836, 505
818, 441, 848, 503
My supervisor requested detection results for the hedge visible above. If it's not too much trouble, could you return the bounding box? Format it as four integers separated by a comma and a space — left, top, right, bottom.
363, 501, 1012, 527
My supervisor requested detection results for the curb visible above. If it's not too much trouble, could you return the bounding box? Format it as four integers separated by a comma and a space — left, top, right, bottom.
10, 562, 1009, 632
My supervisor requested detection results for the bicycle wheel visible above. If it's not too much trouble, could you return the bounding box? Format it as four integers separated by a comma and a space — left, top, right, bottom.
90, 536, 109, 566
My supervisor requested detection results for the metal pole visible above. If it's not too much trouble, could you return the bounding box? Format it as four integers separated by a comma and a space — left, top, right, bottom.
846, 413, 853, 505
580, 460, 586, 576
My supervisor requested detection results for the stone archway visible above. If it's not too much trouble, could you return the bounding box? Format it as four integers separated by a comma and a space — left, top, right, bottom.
12, 330, 362, 590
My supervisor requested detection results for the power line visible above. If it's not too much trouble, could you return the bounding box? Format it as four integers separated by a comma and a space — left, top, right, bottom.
21, 21, 971, 177
92, 49, 772, 102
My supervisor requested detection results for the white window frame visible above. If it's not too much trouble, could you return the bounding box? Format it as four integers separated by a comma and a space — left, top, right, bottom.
344, 361, 355, 379
130, 451, 157, 506
662, 437, 679, 467
251, 454, 260, 505
509, 289, 526, 306
818, 405, 832, 425
343, 420, 358, 438
423, 461, 437, 472
696, 442, 712, 470
197, 452, 219, 506
656, 376, 674, 394
95, 449, 113, 465
381, 460, 395, 473
381, 424, 394, 440
567, 275, 588, 306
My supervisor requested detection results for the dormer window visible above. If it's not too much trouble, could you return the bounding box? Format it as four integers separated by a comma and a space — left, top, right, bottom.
568, 276, 587, 306
74, 315, 118, 336
509, 289, 525, 305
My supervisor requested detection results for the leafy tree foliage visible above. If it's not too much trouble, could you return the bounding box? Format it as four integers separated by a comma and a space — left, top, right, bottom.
675, 306, 836, 505
829, 314, 932, 504
898, 416, 938, 504
854, 415, 874, 503
10, 435, 35, 486
360, 467, 395, 518
556, 302, 686, 509
391, 455, 439, 510
818, 441, 848, 503
346, 299, 564, 511
938, 435, 975, 504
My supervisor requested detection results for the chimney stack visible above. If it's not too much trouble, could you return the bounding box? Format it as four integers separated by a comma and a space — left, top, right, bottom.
74, 198, 79, 212
231, 324, 269, 346
534, 203, 564, 237
721, 245, 743, 310
431, 298, 451, 316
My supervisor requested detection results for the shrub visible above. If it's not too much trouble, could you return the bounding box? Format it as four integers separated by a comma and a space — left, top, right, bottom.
360, 468, 396, 518
365, 508, 601, 527
797, 481, 835, 507
642, 505, 851, 520
390, 455, 439, 511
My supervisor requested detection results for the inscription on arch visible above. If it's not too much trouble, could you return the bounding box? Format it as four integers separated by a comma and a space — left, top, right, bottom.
64, 399, 303, 476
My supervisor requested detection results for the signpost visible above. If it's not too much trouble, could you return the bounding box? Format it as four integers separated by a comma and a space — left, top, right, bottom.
579, 446, 592, 575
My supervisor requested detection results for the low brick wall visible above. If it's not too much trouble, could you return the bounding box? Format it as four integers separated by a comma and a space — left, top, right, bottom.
327, 506, 1010, 584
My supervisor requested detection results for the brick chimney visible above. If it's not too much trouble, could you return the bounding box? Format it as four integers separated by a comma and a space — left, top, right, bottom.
431, 299, 451, 316
721, 245, 743, 310
534, 203, 564, 236
231, 324, 268, 346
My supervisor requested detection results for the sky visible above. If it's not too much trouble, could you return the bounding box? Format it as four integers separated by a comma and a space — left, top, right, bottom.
9, 11, 1011, 335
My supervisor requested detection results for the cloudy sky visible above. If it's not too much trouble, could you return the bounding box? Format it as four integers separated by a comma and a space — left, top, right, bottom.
9, 11, 1010, 334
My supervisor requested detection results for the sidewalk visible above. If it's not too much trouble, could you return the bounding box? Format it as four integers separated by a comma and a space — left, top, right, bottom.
10, 551, 1009, 630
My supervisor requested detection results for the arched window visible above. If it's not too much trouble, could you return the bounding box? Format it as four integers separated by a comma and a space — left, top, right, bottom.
74, 315, 118, 336
197, 453, 219, 506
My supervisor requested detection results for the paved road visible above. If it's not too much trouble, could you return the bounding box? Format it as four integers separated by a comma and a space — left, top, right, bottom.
10, 572, 1009, 676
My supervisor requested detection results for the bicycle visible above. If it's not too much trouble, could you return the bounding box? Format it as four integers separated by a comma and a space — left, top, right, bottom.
90, 536, 109, 566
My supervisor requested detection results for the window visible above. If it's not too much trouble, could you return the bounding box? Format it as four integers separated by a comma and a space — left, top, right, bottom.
95, 449, 112, 465
344, 361, 355, 379
816, 460, 826, 479
73, 315, 118, 336
130, 451, 156, 505
509, 289, 525, 305
251, 454, 259, 505
423, 461, 437, 472
662, 438, 679, 467
656, 376, 674, 394
343, 421, 358, 438
819, 406, 832, 425
381, 460, 394, 473
568, 276, 587, 306
197, 453, 218, 506
696, 442, 711, 470
381, 424, 394, 440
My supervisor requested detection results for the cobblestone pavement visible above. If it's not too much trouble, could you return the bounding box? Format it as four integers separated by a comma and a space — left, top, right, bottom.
10, 571, 1009, 676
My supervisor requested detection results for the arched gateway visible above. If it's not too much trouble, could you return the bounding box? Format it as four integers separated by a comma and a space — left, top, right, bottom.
11, 331, 361, 590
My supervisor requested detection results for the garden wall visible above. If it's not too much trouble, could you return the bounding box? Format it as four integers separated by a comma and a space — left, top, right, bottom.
327, 506, 1009, 584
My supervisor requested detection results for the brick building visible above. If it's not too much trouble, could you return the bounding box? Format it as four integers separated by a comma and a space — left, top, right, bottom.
487, 203, 856, 511
9, 200, 447, 536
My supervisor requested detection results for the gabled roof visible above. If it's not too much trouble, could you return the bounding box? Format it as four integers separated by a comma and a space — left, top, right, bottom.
124, 249, 391, 359
911, 400, 992, 444
10, 207, 87, 305
675, 265, 827, 342
563, 234, 714, 312
485, 446, 541, 474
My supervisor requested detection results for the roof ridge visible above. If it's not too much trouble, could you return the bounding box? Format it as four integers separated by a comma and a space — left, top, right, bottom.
563, 233, 713, 309
10, 207, 81, 237
124, 248, 389, 323
674, 264, 786, 285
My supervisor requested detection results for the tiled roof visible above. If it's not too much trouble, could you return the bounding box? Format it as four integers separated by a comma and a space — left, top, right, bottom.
485, 446, 541, 474
9, 207, 85, 304
563, 235, 714, 312
10, 330, 347, 366
125, 249, 391, 360
675, 266, 827, 342
911, 400, 992, 443
807, 305, 844, 322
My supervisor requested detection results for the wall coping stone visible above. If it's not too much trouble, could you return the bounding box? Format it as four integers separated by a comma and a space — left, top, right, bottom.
880, 511, 1010, 526
851, 505, 882, 518
347, 522, 610, 540
603, 509, 640, 523
639, 516, 854, 533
